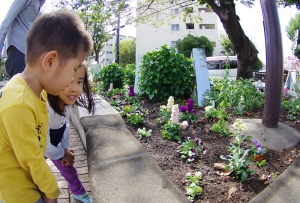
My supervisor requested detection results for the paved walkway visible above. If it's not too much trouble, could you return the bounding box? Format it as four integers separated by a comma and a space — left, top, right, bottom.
46, 122, 90, 203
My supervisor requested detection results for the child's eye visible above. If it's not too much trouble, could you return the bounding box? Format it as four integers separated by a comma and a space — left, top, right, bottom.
78, 81, 83, 84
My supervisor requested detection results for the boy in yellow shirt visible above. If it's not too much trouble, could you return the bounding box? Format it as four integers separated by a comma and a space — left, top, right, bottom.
0, 10, 93, 203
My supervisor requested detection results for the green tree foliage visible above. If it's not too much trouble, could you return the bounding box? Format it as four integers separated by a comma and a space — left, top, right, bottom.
176, 34, 214, 57
220, 34, 236, 56
119, 38, 136, 67
286, 13, 300, 58
138, 45, 194, 101
279, 0, 300, 10
56, 0, 134, 63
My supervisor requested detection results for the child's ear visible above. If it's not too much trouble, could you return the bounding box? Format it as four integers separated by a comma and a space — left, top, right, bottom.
41, 51, 59, 73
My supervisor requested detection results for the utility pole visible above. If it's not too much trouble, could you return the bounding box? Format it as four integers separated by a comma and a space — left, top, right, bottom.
260, 0, 283, 127
115, 8, 120, 64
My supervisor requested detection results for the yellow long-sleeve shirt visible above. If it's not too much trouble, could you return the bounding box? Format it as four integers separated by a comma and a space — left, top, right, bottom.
0, 75, 59, 203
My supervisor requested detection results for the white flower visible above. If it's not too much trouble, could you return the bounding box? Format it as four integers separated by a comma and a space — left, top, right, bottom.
160, 105, 167, 111
188, 157, 194, 162
205, 105, 214, 112
186, 188, 194, 195
186, 172, 192, 177
190, 183, 196, 188
195, 171, 202, 177
181, 121, 189, 129
108, 83, 113, 92
188, 150, 195, 156
233, 118, 245, 134
170, 104, 179, 123
167, 96, 174, 111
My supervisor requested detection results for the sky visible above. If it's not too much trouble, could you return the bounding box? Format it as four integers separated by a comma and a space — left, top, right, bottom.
0, 0, 298, 63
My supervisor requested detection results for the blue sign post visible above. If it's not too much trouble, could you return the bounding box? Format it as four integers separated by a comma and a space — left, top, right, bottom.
191, 48, 210, 106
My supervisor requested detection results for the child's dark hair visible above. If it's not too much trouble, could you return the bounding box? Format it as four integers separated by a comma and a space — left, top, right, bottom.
48, 66, 96, 116
26, 10, 93, 65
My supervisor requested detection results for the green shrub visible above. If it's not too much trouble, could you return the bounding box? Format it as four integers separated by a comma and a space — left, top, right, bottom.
122, 63, 136, 86
138, 45, 194, 101
98, 63, 124, 90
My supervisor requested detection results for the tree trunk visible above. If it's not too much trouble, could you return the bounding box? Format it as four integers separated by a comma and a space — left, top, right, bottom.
95, 50, 99, 64
207, 0, 259, 79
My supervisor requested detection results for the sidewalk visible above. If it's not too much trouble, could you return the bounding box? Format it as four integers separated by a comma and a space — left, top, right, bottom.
46, 122, 91, 203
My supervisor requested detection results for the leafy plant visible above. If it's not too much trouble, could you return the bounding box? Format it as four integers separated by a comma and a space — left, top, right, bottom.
185, 172, 203, 201
138, 45, 194, 101
220, 119, 255, 182
204, 105, 218, 119
126, 113, 144, 125
177, 137, 206, 163
157, 96, 174, 124
122, 63, 136, 86
210, 119, 230, 136
120, 105, 134, 117
137, 127, 152, 138
161, 121, 182, 141
250, 139, 267, 167
109, 98, 121, 107
233, 96, 246, 115
124, 85, 140, 105
98, 63, 124, 90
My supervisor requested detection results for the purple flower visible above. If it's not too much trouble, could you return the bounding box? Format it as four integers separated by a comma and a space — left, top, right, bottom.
128, 85, 135, 97
192, 109, 197, 114
257, 147, 262, 154
187, 98, 194, 113
128, 92, 135, 97
254, 140, 261, 148
112, 97, 117, 101
180, 105, 188, 112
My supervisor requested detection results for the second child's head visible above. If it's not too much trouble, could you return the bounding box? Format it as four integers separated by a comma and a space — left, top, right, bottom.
25, 10, 93, 95
48, 62, 95, 116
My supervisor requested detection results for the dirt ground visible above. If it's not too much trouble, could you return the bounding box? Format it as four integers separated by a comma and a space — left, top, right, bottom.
104, 93, 300, 203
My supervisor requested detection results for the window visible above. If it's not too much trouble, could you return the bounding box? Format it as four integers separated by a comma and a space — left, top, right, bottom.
171, 24, 180, 31
186, 23, 194, 29
170, 8, 179, 15
171, 41, 177, 47
106, 51, 113, 54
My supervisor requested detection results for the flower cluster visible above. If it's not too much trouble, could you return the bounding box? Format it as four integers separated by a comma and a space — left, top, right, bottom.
180, 98, 198, 123
251, 139, 267, 156
177, 137, 206, 163
185, 171, 203, 201
128, 85, 135, 97
180, 98, 197, 114
284, 55, 300, 71
108, 83, 113, 92
170, 104, 179, 123
167, 96, 174, 111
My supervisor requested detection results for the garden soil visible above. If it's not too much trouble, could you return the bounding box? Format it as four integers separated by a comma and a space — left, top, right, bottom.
104, 94, 300, 203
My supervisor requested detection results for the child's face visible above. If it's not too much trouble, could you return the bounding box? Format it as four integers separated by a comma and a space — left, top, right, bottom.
46, 56, 85, 95
58, 67, 86, 106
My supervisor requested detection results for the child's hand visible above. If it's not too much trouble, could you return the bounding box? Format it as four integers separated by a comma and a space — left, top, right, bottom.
61, 149, 74, 167
41, 192, 57, 203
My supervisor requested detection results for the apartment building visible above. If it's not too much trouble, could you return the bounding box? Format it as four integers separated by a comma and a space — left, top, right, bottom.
98, 34, 134, 67
136, 3, 222, 63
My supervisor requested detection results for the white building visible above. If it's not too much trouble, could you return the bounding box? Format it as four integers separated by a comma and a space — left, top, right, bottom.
136, 3, 222, 63
98, 34, 134, 67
